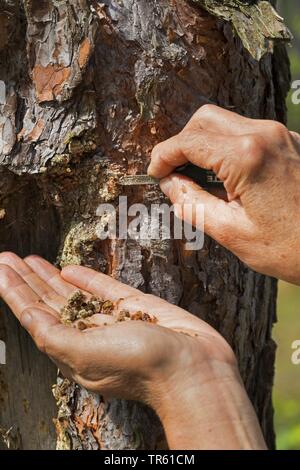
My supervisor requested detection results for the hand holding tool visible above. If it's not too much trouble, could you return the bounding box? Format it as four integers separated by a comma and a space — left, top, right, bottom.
119, 164, 224, 190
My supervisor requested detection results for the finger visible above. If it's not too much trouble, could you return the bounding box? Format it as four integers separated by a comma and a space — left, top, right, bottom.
19, 307, 85, 369
0, 252, 66, 313
24, 255, 78, 298
148, 134, 189, 177
62, 265, 237, 340
59, 279, 172, 326
187, 105, 264, 136
0, 264, 57, 321
290, 131, 300, 153
61, 265, 140, 301
148, 129, 241, 179
0, 252, 32, 277
159, 174, 248, 244
19, 307, 153, 386
114, 295, 224, 340
18, 307, 124, 391
61, 266, 198, 330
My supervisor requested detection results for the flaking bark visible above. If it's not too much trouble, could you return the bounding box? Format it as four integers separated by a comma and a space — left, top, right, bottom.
0, 0, 290, 449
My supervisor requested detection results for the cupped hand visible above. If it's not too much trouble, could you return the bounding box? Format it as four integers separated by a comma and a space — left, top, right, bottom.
148, 105, 300, 284
0, 252, 235, 403
0, 252, 266, 449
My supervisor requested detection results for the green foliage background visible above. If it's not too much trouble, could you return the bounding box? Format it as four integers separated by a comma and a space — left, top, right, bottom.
274, 0, 300, 450
278, 0, 300, 133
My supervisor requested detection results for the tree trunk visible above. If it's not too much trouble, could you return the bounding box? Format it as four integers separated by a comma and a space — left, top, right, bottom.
0, 0, 291, 450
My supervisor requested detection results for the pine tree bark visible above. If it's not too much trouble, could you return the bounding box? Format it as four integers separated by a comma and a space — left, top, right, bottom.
0, 0, 290, 450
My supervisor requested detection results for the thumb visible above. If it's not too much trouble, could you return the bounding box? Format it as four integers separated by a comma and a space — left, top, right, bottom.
160, 174, 245, 246
20, 307, 83, 360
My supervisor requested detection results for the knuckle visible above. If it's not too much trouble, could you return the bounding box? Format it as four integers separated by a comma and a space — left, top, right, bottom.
33, 329, 47, 354
0, 263, 16, 287
151, 141, 164, 160
267, 121, 288, 140
0, 251, 19, 264
241, 134, 264, 156
194, 104, 217, 121
24, 254, 39, 263
240, 135, 265, 174
169, 178, 186, 203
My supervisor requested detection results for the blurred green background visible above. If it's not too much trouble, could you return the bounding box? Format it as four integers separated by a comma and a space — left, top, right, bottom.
274, 0, 300, 450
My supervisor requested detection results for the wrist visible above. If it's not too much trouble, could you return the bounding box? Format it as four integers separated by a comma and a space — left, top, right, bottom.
151, 355, 267, 450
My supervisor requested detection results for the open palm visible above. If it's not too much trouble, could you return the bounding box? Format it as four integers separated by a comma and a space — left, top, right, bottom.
0, 253, 235, 404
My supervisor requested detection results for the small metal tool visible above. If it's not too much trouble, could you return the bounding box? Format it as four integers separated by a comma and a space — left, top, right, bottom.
119, 164, 224, 190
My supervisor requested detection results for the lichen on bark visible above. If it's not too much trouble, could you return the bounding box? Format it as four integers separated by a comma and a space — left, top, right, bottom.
192, 0, 292, 60
0, 0, 292, 450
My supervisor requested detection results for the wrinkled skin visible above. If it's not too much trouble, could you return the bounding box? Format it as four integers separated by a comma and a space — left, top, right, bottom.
2, 105, 295, 449
0, 253, 265, 449
0, 252, 233, 398
149, 105, 300, 285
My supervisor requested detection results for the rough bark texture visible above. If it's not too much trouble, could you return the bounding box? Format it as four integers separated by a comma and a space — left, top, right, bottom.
0, 0, 290, 450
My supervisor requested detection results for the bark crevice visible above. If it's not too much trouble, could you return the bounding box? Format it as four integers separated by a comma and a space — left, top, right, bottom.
0, 0, 290, 449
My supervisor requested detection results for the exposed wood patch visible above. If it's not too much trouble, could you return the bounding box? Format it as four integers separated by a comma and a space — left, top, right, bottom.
0, 0, 291, 451
78, 38, 92, 69
32, 65, 71, 103
26, 119, 45, 142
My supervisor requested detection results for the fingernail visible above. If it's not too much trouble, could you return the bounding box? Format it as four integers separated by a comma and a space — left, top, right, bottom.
160, 178, 172, 197
21, 311, 33, 329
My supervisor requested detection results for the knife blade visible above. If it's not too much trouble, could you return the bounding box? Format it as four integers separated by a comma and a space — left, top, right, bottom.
119, 164, 224, 190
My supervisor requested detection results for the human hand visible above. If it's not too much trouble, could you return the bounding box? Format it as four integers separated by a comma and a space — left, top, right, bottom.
0, 252, 266, 449
148, 105, 300, 284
